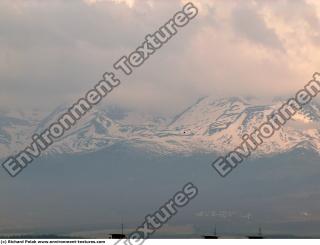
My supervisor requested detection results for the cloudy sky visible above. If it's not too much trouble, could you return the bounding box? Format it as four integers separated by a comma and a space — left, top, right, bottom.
1, 0, 320, 115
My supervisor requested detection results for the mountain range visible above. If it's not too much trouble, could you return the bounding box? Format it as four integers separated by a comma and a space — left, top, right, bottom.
1, 96, 320, 159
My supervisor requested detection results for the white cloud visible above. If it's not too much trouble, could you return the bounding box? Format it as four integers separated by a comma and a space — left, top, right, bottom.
1, 0, 320, 113
84, 0, 135, 8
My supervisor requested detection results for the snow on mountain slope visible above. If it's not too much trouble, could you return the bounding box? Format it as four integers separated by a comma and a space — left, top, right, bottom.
1, 96, 320, 158
165, 96, 320, 156
0, 108, 42, 157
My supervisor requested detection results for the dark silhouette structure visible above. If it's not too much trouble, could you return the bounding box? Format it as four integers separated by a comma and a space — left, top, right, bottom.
203, 225, 219, 239
108, 223, 127, 239
247, 227, 263, 239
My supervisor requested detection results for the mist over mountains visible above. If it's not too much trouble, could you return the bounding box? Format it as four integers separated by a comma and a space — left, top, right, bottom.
1, 96, 320, 159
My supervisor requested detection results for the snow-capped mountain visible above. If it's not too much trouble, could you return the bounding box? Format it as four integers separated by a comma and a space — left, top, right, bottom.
1, 96, 320, 158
